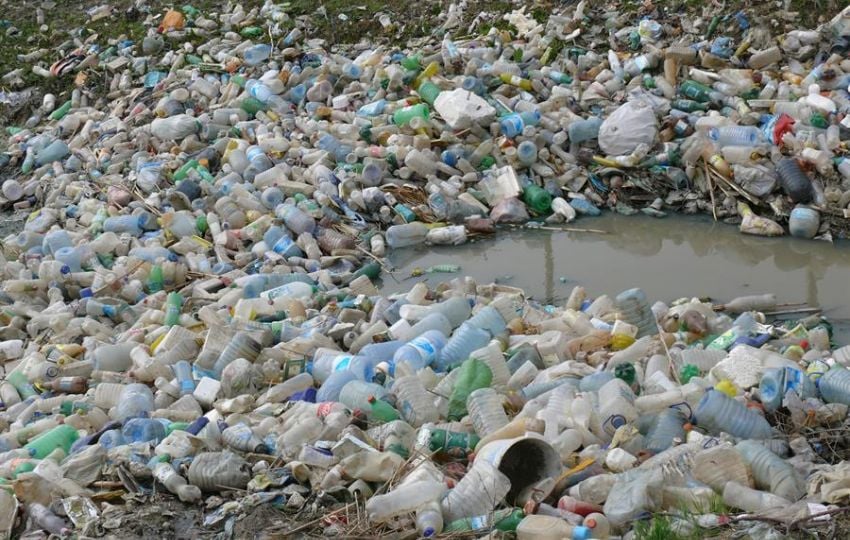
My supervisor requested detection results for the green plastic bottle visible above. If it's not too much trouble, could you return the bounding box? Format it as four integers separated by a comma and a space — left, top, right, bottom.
670, 99, 709, 112
148, 264, 164, 293
417, 81, 441, 106
428, 429, 480, 453
166, 421, 190, 435
240, 97, 266, 116
173, 159, 199, 182
444, 508, 524, 533
392, 103, 429, 126
164, 292, 183, 327
350, 262, 382, 282
678, 80, 715, 102
679, 363, 700, 384
7, 371, 37, 400
49, 100, 72, 121
522, 184, 553, 214
24, 424, 79, 459
401, 54, 422, 71
367, 396, 400, 422
614, 362, 636, 385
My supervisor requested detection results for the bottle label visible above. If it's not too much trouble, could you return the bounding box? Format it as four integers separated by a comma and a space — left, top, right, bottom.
409, 336, 437, 362
332, 355, 352, 372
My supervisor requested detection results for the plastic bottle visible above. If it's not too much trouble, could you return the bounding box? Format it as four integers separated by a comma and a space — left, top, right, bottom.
437, 323, 490, 370
391, 330, 447, 375
708, 126, 761, 147
441, 459, 511, 522
114, 383, 155, 421
736, 440, 803, 501
644, 408, 686, 453
152, 462, 202, 502
467, 388, 509, 437
386, 222, 429, 249
365, 479, 446, 523
28, 503, 71, 536
788, 206, 820, 239
416, 500, 444, 537
243, 44, 272, 65
24, 424, 78, 458
722, 481, 792, 514
774, 158, 813, 204
693, 390, 773, 439
516, 514, 592, 540
122, 418, 166, 444
568, 117, 603, 144
392, 375, 438, 427
816, 366, 850, 405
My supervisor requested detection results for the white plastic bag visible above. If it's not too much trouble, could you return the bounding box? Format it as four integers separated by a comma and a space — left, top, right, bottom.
598, 100, 658, 156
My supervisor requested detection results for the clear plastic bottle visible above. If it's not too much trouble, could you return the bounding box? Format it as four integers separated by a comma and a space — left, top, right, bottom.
114, 383, 155, 421
818, 366, 850, 405
708, 126, 761, 146
365, 479, 446, 523
644, 408, 686, 453
736, 440, 803, 500
391, 330, 447, 375
392, 375, 439, 427
386, 223, 429, 249
337, 377, 385, 407
152, 461, 202, 502
467, 388, 509, 437
693, 390, 773, 439
437, 323, 490, 371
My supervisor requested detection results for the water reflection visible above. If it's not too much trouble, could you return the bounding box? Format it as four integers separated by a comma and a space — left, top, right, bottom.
382, 214, 850, 331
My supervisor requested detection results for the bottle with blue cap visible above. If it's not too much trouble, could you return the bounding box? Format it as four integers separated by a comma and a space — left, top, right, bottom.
516, 514, 592, 540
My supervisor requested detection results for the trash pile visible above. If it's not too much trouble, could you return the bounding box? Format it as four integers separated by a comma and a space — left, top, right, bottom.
1, 2, 850, 242
3, 272, 850, 537
2, 0, 850, 537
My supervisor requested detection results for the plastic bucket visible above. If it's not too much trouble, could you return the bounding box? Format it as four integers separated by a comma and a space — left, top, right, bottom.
475, 435, 561, 503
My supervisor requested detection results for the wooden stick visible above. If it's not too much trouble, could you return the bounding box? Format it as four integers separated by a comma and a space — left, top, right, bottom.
534, 225, 608, 234
704, 160, 718, 222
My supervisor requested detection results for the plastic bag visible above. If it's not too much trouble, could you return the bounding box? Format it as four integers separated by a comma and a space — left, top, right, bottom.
490, 197, 529, 223
598, 100, 658, 156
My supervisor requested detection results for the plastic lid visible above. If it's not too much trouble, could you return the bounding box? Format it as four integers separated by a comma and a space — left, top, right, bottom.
585, 518, 597, 528
423, 527, 435, 537
572, 525, 593, 540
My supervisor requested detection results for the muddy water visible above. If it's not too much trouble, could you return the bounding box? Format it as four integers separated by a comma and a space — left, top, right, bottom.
380, 213, 850, 342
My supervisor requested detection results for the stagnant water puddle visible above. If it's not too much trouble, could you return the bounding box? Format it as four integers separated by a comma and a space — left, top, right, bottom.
380, 213, 850, 342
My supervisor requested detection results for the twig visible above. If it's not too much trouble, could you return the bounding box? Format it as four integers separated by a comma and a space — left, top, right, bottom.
704, 160, 717, 222
531, 225, 608, 234
279, 503, 354, 536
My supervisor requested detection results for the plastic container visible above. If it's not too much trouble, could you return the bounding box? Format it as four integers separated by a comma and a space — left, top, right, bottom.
693, 390, 773, 439
441, 459, 511, 522
736, 440, 803, 501
788, 206, 820, 239
817, 366, 850, 405
365, 480, 446, 523
643, 408, 686, 453
386, 223, 429, 249
774, 158, 813, 204
392, 375, 439, 427
113, 383, 155, 421
708, 126, 761, 147
339, 380, 389, 412
437, 323, 491, 371
467, 388, 509, 437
